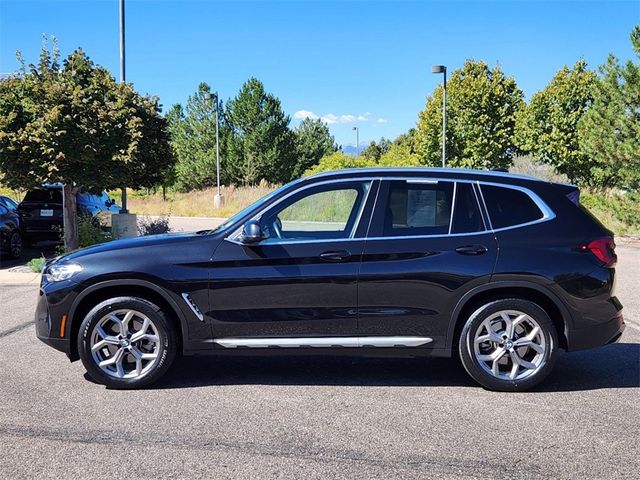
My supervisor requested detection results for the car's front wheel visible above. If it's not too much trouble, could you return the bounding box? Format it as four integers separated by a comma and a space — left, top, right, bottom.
458, 298, 558, 392
78, 297, 177, 389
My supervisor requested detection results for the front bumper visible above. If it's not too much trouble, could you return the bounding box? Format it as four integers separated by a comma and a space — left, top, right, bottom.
35, 283, 75, 355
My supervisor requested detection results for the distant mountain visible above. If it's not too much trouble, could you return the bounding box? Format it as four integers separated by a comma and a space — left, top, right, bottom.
341, 145, 360, 156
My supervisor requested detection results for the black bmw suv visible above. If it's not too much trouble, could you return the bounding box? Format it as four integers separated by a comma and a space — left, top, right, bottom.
36, 168, 624, 391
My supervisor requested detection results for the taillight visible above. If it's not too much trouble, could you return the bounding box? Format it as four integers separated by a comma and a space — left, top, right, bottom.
581, 237, 617, 266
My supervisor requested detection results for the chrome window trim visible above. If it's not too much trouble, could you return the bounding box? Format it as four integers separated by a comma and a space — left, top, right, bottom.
223, 175, 556, 245
226, 177, 378, 245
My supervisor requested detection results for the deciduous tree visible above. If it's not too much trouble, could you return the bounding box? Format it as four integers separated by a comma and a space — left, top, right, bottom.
515, 60, 599, 185
0, 42, 173, 250
416, 60, 524, 170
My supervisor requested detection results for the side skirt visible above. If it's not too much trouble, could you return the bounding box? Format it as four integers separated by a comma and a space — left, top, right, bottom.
214, 336, 433, 349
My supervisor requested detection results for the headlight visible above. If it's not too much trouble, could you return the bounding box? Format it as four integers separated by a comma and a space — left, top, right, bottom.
44, 263, 83, 282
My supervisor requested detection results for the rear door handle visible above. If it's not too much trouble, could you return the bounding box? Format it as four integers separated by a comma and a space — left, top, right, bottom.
319, 250, 351, 262
455, 245, 488, 256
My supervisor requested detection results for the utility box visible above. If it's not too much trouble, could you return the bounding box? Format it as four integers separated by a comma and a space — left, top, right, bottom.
111, 213, 138, 239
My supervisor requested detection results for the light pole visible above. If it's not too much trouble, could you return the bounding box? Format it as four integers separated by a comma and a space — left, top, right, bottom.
119, 0, 128, 213
352, 126, 359, 155
204, 92, 223, 208
431, 65, 447, 168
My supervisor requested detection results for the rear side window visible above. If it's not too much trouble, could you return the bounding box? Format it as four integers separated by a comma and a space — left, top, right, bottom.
481, 185, 544, 229
382, 181, 454, 236
452, 183, 485, 234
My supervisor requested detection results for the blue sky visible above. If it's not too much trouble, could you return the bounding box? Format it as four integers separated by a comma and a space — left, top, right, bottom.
1, 0, 638, 147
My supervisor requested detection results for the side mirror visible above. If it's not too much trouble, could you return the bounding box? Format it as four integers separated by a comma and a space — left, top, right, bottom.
240, 220, 263, 244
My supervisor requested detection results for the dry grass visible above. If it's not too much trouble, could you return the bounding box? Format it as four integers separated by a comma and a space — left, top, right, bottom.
115, 184, 279, 218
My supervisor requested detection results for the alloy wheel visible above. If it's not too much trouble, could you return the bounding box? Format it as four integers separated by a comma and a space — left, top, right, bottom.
473, 310, 547, 381
90, 309, 161, 379
10, 232, 21, 258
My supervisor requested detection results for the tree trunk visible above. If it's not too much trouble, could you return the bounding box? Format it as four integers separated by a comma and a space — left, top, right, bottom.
62, 184, 79, 251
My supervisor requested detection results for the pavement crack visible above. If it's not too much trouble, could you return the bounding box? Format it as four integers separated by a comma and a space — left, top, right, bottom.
0, 321, 33, 339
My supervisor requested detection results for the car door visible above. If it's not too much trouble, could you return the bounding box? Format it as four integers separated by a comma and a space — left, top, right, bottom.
208, 179, 378, 340
357, 179, 498, 349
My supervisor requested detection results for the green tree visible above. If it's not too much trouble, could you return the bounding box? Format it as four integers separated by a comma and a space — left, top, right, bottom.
361, 137, 392, 162
292, 117, 337, 178
416, 60, 524, 169
515, 60, 599, 185
225, 78, 296, 184
304, 151, 376, 176
0, 43, 173, 250
378, 143, 422, 167
578, 26, 640, 189
168, 83, 227, 191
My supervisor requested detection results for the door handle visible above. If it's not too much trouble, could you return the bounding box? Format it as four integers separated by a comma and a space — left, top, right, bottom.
319, 250, 351, 262
455, 245, 488, 256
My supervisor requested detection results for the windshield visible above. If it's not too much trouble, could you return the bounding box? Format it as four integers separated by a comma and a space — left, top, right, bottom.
207, 183, 294, 234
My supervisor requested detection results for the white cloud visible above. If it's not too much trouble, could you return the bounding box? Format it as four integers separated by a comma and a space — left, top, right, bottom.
293, 110, 319, 120
295, 110, 382, 125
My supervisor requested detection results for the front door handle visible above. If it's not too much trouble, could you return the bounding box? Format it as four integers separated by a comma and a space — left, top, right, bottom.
319, 250, 351, 262
455, 245, 488, 256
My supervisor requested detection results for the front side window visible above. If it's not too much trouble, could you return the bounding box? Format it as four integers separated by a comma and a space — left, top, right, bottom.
259, 181, 371, 242
382, 181, 454, 237
481, 184, 544, 229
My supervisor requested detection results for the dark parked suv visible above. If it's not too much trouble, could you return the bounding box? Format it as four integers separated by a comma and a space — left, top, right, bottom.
18, 185, 119, 244
36, 168, 624, 391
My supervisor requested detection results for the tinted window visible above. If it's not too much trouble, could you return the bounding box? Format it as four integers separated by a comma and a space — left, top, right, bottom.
260, 181, 371, 242
382, 181, 454, 236
23, 189, 62, 203
452, 183, 485, 234
481, 185, 544, 229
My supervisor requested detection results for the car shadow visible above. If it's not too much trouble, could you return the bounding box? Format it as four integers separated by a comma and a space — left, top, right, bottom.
152, 342, 640, 392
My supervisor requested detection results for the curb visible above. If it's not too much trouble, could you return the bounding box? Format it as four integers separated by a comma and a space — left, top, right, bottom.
0, 272, 41, 285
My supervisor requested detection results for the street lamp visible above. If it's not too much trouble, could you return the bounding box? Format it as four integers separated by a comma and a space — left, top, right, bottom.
119, 0, 128, 212
352, 126, 359, 156
204, 92, 223, 208
431, 64, 447, 168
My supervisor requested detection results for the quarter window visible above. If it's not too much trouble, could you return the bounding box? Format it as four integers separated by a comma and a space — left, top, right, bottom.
259, 181, 371, 242
382, 181, 454, 236
481, 184, 544, 229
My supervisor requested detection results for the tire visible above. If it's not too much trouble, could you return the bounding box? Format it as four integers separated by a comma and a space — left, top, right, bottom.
8, 230, 22, 258
78, 296, 177, 389
458, 298, 558, 392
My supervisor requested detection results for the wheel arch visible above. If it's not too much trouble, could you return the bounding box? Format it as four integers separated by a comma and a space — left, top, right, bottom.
448, 281, 572, 352
67, 279, 187, 361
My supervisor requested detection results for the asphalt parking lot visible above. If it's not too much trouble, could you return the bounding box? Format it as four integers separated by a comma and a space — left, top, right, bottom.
0, 244, 638, 479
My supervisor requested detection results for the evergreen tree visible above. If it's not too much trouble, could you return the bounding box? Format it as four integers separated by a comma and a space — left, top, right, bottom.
225, 78, 296, 184
292, 118, 337, 178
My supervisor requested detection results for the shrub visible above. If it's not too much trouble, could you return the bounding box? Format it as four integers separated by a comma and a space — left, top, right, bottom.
138, 215, 171, 236
27, 256, 46, 273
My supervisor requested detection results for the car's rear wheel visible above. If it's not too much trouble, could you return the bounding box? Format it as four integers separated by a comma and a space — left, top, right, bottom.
8, 230, 22, 258
78, 297, 176, 389
458, 298, 558, 392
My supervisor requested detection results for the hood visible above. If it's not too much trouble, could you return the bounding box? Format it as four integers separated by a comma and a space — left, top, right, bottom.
60, 232, 201, 262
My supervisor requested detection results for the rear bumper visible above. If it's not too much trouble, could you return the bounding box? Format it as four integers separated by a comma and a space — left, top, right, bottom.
566, 312, 625, 351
